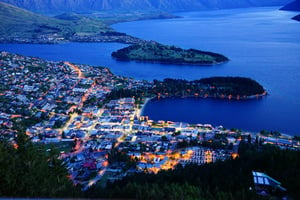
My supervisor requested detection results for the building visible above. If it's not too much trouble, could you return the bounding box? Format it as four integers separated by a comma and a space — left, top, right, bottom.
252, 171, 287, 197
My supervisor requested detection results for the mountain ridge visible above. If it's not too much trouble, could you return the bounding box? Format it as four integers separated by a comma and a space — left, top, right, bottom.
0, 0, 292, 14
0, 2, 120, 43
0, 2, 70, 40
280, 0, 300, 11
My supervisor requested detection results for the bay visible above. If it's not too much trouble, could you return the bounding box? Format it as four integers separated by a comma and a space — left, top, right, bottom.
113, 7, 300, 134
1, 7, 300, 134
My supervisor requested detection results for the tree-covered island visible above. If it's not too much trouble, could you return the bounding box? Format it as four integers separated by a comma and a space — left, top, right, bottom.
154, 77, 267, 98
108, 77, 267, 102
112, 42, 229, 65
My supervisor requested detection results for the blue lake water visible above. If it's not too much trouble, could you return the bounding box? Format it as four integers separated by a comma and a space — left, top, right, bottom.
1, 7, 300, 134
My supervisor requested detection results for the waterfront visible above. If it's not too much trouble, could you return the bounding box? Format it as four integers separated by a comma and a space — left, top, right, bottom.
114, 7, 300, 134
1, 7, 300, 134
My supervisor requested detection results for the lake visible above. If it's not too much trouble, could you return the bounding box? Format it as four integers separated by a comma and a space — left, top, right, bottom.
1, 7, 300, 134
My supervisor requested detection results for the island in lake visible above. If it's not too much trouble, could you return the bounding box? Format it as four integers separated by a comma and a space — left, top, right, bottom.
108, 77, 267, 101
111, 42, 229, 65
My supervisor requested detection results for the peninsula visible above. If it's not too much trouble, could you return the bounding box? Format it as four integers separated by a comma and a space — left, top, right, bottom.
153, 77, 267, 99
111, 42, 229, 65
108, 77, 267, 101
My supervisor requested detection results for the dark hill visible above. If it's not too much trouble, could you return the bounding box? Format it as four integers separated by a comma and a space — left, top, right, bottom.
0, 2, 110, 43
0, 2, 69, 40
292, 14, 300, 21
0, 0, 291, 14
280, 0, 300, 11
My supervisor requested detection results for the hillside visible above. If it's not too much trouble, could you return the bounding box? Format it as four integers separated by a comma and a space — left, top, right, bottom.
0, 2, 144, 43
0, 2, 71, 42
280, 0, 300, 11
0, 0, 291, 14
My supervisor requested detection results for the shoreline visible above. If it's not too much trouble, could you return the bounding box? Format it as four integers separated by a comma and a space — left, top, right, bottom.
112, 57, 229, 66
139, 99, 296, 138
137, 97, 152, 118
136, 96, 296, 138
155, 91, 268, 101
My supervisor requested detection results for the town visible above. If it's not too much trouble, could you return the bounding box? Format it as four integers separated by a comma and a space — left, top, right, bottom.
0, 51, 299, 190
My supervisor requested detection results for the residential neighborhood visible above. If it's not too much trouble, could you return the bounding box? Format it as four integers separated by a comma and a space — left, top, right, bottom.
0, 51, 299, 190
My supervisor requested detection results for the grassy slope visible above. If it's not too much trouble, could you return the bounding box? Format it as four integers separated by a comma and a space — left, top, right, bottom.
0, 2, 110, 39
54, 13, 111, 36
89, 9, 178, 25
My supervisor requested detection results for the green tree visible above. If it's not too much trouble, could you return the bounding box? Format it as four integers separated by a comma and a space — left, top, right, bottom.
0, 132, 80, 198
93, 142, 300, 200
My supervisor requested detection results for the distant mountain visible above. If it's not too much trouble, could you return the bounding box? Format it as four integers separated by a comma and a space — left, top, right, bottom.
0, 0, 292, 14
0, 2, 110, 42
280, 0, 300, 11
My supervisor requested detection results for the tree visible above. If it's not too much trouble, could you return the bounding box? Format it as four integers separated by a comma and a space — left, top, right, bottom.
255, 136, 259, 145
272, 131, 281, 137
94, 142, 300, 200
53, 120, 64, 129
161, 135, 168, 141
247, 134, 252, 144
293, 136, 300, 141
260, 130, 269, 136
0, 132, 80, 197
172, 131, 181, 136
